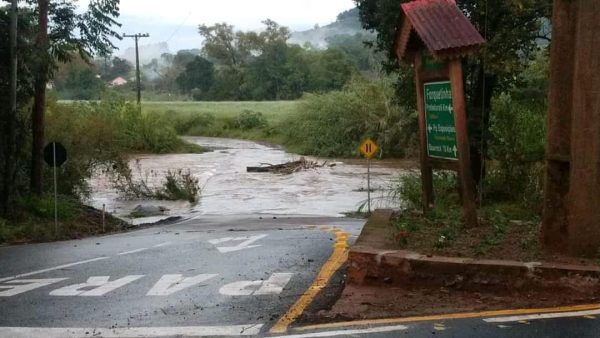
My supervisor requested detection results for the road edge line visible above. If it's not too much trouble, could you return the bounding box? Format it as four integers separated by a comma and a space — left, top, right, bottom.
269, 227, 349, 334
292, 303, 600, 332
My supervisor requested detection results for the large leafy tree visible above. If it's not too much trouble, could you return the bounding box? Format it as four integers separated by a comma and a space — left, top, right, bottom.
0, 0, 121, 212
176, 56, 215, 99
28, 0, 121, 195
355, 0, 549, 184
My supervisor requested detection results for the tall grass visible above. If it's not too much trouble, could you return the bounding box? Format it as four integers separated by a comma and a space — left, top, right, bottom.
279, 78, 418, 158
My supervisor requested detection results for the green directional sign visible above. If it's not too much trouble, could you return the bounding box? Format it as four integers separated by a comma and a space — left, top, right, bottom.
424, 81, 458, 160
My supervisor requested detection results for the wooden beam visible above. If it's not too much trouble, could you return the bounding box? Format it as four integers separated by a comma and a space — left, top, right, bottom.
448, 60, 479, 227
414, 53, 434, 211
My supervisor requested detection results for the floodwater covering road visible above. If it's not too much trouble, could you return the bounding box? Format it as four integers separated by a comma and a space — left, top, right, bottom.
88, 137, 409, 222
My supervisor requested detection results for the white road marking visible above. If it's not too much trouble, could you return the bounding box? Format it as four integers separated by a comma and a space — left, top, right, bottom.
153, 241, 171, 248
483, 308, 600, 323
147, 274, 218, 296
0, 278, 68, 297
0, 257, 109, 283
117, 248, 148, 255
0, 324, 264, 337
269, 324, 409, 338
49, 275, 144, 296
219, 273, 293, 296
209, 234, 268, 253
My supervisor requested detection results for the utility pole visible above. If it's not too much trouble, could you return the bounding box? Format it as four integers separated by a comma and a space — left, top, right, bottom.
123, 33, 149, 104
2, 0, 18, 213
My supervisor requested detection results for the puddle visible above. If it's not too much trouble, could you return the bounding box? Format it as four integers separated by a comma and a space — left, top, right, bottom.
88, 137, 410, 221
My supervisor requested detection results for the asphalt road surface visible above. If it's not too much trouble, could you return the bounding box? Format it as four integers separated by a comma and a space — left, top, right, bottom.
1, 216, 600, 337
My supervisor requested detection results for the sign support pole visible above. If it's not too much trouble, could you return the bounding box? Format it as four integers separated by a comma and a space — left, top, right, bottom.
414, 54, 434, 212
449, 60, 479, 228
367, 157, 371, 214
53, 143, 58, 236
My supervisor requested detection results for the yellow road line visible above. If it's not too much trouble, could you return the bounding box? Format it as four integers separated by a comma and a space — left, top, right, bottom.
294, 303, 600, 332
269, 229, 350, 334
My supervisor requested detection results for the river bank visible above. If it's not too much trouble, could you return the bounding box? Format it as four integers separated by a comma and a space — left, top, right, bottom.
88, 137, 412, 224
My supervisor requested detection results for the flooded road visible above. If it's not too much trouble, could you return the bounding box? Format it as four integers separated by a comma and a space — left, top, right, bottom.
88, 137, 410, 222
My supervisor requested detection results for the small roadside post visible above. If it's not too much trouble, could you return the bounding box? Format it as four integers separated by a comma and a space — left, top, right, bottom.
393, 0, 485, 227
359, 138, 379, 214
44, 142, 67, 235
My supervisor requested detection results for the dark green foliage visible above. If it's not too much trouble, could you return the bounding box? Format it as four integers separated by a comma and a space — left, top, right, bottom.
355, 0, 549, 183
54, 55, 105, 100
176, 56, 215, 98
103, 57, 132, 80
281, 78, 417, 157
237, 110, 267, 130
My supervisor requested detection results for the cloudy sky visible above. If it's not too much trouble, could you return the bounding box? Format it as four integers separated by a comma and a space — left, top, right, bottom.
78, 0, 356, 53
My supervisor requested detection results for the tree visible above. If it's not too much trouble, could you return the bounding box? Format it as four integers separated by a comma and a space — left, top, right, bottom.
199, 23, 243, 67
0, 0, 121, 200
54, 55, 104, 100
176, 56, 215, 99
30, 0, 120, 194
355, 0, 549, 184
104, 57, 132, 80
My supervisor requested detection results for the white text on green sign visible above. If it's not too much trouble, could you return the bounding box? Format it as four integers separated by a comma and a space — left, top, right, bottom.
424, 81, 458, 160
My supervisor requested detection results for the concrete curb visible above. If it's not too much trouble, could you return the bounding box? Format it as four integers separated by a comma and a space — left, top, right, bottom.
348, 210, 600, 294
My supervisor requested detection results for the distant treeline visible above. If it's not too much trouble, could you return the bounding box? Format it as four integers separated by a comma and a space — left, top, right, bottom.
53, 20, 378, 101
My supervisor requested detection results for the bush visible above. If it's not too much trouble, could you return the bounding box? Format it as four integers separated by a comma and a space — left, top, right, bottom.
170, 111, 216, 135
112, 163, 201, 203
237, 110, 267, 130
280, 77, 418, 157
44, 96, 194, 200
17, 195, 79, 221
392, 171, 459, 210
487, 93, 546, 209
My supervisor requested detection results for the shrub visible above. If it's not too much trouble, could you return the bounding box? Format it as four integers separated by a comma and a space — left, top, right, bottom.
392, 171, 459, 210
44, 96, 192, 200
17, 195, 79, 221
487, 93, 546, 209
280, 77, 418, 158
237, 110, 267, 130
112, 163, 201, 203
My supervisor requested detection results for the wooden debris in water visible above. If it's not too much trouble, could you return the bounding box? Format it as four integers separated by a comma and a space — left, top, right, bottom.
247, 157, 331, 175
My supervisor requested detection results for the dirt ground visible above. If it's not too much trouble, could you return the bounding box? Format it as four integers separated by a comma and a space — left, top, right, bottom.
297, 266, 600, 325
391, 211, 597, 267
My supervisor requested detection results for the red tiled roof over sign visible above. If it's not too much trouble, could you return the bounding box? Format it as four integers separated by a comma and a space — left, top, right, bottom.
396, 0, 485, 61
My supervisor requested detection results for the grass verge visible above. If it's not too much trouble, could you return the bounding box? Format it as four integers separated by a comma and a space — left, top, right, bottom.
0, 195, 128, 244
389, 172, 555, 263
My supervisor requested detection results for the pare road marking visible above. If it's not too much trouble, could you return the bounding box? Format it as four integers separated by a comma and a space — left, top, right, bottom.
118, 248, 148, 255
269, 324, 409, 338
483, 308, 600, 323
0, 324, 264, 337
147, 274, 218, 296
0, 257, 109, 283
49, 275, 144, 296
219, 273, 293, 296
0, 278, 68, 297
0, 273, 294, 297
208, 234, 268, 253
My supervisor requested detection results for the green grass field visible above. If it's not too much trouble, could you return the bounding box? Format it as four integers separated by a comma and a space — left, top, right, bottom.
142, 101, 298, 122
141, 101, 300, 145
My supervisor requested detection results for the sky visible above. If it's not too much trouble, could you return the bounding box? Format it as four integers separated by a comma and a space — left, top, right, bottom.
78, 0, 356, 53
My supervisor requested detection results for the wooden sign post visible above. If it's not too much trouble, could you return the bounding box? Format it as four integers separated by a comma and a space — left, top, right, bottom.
395, 0, 485, 227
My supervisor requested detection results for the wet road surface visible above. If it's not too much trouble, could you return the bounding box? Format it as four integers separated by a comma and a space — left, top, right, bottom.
2, 216, 600, 337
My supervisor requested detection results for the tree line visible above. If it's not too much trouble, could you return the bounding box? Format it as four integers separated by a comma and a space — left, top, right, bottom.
53, 20, 373, 102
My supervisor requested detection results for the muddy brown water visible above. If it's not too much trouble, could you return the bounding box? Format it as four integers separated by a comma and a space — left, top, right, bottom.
88, 137, 411, 223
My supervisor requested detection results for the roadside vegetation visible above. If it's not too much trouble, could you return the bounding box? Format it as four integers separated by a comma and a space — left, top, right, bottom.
1, 0, 551, 252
